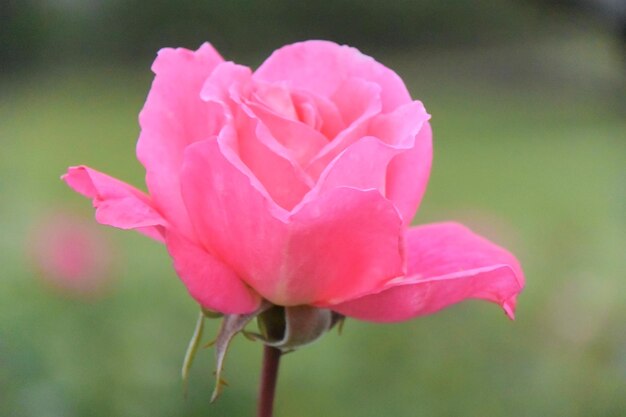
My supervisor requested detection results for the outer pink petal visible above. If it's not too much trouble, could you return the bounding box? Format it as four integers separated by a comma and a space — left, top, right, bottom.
281, 187, 405, 306
366, 101, 431, 224
180, 137, 288, 294
180, 138, 405, 306
136, 42, 225, 239
254, 40, 411, 112
165, 231, 260, 314
368, 100, 429, 147
331, 222, 525, 322
62, 166, 166, 242
385, 121, 433, 225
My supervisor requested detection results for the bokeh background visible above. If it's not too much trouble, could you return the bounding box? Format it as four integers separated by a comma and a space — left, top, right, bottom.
1, 1, 625, 416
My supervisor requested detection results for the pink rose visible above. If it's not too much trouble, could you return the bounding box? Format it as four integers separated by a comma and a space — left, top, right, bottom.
63, 41, 524, 321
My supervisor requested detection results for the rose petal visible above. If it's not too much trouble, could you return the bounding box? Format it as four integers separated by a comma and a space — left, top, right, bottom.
199, 63, 315, 207
305, 78, 382, 179
180, 137, 289, 294
384, 122, 432, 225
384, 123, 432, 225
330, 77, 381, 127
292, 91, 345, 138
282, 187, 405, 306
331, 222, 525, 322
246, 100, 328, 166
245, 81, 331, 167
136, 42, 225, 239
165, 231, 261, 314
368, 101, 431, 224
304, 102, 431, 205
302, 136, 402, 203
180, 138, 405, 306
233, 109, 312, 210
368, 100, 429, 147
199, 61, 253, 112
254, 40, 411, 112
253, 82, 298, 120
62, 166, 166, 242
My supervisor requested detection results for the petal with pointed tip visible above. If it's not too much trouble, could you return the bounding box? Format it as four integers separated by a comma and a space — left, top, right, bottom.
62, 166, 165, 242
331, 222, 524, 322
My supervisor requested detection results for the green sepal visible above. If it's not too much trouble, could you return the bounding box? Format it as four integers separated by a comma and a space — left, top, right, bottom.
202, 308, 223, 319
255, 305, 333, 352
181, 310, 205, 398
257, 306, 286, 341
331, 312, 346, 335
210, 301, 271, 402
186, 303, 343, 403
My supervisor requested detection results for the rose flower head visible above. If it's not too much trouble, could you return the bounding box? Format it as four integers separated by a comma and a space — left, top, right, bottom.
62, 40, 524, 397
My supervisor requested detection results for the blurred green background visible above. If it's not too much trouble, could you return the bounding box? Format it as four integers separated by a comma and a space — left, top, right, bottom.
1, 1, 625, 416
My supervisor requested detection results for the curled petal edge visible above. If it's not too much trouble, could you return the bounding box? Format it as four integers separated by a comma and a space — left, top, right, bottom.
62, 166, 166, 242
331, 264, 523, 323
329, 222, 524, 323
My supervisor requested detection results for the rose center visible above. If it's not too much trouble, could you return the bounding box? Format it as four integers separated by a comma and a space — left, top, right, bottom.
253, 84, 324, 134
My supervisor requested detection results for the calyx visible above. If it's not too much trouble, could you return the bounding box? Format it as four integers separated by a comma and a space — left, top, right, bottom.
182, 302, 344, 401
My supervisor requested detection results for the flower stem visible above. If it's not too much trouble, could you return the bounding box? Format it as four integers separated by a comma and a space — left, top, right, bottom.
257, 345, 282, 417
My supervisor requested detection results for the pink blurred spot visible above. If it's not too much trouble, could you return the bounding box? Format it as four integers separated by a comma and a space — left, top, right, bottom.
27, 210, 117, 299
